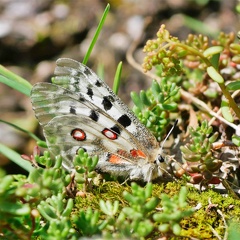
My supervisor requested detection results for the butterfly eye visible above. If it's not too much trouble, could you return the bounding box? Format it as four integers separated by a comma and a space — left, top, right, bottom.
159, 155, 165, 162
155, 155, 165, 164
71, 128, 86, 141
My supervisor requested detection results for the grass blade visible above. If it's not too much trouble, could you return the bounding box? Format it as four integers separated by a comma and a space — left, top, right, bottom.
113, 62, 122, 94
82, 4, 110, 64
0, 119, 41, 142
0, 65, 32, 96
0, 143, 33, 172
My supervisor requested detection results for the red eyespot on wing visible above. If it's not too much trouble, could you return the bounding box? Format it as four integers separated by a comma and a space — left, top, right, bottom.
108, 154, 122, 164
130, 149, 146, 158
108, 154, 130, 164
71, 129, 86, 141
102, 128, 118, 140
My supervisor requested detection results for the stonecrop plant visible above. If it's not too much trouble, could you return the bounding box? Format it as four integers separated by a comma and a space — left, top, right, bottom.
133, 24, 240, 192
142, 24, 240, 125
131, 79, 180, 141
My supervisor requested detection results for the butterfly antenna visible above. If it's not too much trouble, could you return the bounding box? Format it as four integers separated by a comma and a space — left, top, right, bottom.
160, 119, 178, 153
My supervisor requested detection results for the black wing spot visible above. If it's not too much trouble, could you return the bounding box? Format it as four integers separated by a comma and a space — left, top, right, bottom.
110, 125, 121, 135
117, 114, 131, 127
102, 96, 114, 111
79, 95, 85, 102
70, 106, 76, 114
87, 87, 93, 99
84, 67, 92, 76
89, 110, 99, 122
95, 80, 102, 87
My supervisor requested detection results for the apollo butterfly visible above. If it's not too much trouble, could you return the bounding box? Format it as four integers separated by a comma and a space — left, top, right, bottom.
31, 58, 174, 182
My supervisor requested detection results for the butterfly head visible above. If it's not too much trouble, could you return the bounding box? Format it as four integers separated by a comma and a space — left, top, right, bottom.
149, 150, 168, 179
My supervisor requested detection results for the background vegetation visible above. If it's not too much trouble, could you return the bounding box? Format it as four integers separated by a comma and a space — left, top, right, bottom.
1, 1, 240, 239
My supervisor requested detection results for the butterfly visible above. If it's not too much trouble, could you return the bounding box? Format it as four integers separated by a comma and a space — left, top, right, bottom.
31, 58, 173, 182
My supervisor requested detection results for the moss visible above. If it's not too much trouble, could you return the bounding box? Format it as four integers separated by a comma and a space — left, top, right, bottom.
74, 181, 131, 212
73, 180, 240, 239
180, 185, 240, 238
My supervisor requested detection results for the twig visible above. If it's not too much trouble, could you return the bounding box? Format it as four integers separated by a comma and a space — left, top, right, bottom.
209, 89, 240, 126
180, 89, 240, 132
207, 198, 228, 240
217, 208, 228, 240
